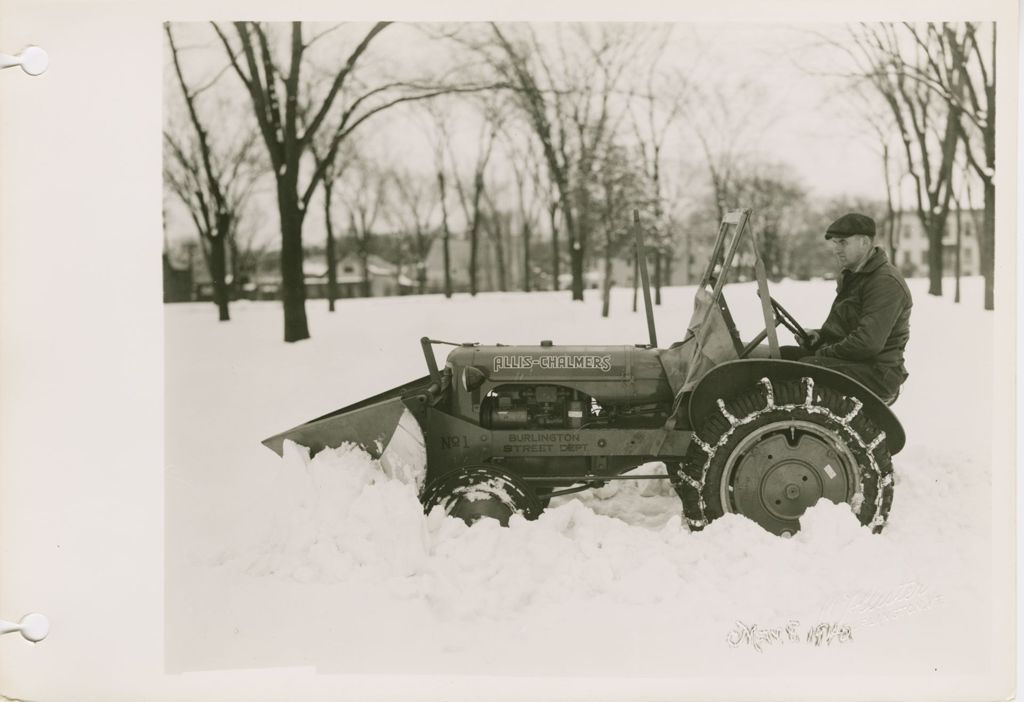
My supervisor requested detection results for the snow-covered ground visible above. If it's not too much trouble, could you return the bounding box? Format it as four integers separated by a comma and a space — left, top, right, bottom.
165, 278, 995, 684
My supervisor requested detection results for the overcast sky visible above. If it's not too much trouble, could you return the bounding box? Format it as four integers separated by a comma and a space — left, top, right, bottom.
164, 21, 954, 248
359, 22, 889, 199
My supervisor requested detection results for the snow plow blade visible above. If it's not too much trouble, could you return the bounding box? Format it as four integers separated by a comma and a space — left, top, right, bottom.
261, 376, 432, 466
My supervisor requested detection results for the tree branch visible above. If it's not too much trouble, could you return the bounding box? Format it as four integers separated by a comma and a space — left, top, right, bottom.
298, 21, 391, 147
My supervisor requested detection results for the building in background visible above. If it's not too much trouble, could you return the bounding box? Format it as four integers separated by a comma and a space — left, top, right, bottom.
303, 253, 414, 299
424, 236, 508, 293
890, 209, 982, 278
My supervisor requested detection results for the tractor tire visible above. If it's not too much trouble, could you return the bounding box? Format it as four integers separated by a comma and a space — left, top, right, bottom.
671, 376, 894, 536
422, 464, 543, 526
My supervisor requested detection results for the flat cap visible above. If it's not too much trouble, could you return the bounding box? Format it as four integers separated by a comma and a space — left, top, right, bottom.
825, 213, 876, 240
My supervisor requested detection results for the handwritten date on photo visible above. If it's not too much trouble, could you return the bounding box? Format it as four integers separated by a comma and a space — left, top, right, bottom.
727, 621, 853, 653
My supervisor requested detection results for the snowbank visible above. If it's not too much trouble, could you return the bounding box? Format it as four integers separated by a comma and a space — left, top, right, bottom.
165, 278, 995, 678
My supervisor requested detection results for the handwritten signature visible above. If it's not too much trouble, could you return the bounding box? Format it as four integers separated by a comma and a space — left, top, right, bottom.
726, 620, 853, 652
817, 580, 943, 627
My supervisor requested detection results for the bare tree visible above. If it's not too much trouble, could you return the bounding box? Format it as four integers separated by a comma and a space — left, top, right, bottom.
686, 78, 775, 223
437, 170, 454, 297
504, 133, 547, 292
480, 191, 511, 292
212, 21, 475, 340
476, 23, 647, 301
845, 23, 972, 297
629, 29, 689, 305
547, 194, 561, 291
164, 25, 261, 321
392, 168, 438, 295
308, 141, 356, 312
596, 142, 648, 318
341, 160, 391, 298
951, 180, 964, 304
849, 87, 906, 262
446, 98, 504, 296
730, 162, 808, 280
419, 100, 458, 297
944, 23, 995, 310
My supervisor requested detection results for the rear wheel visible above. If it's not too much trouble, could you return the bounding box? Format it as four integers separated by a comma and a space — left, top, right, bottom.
671, 377, 894, 535
422, 465, 542, 526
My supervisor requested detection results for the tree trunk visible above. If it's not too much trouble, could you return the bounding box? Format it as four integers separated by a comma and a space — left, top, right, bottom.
982, 178, 994, 310
186, 245, 196, 301
394, 240, 404, 296
494, 216, 507, 292
569, 199, 585, 301
503, 215, 514, 291
210, 232, 231, 322
279, 185, 310, 342
438, 171, 453, 298
549, 202, 560, 291
979, 52, 995, 310
881, 142, 898, 262
954, 204, 961, 303
653, 248, 662, 305
601, 229, 613, 318
324, 184, 338, 312
360, 233, 371, 298
523, 222, 532, 292
926, 214, 944, 297
469, 173, 484, 296
483, 234, 495, 292
228, 234, 241, 300
924, 78, 962, 297
415, 225, 427, 294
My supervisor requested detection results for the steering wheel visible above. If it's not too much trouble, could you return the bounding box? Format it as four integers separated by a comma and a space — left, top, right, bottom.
768, 296, 810, 346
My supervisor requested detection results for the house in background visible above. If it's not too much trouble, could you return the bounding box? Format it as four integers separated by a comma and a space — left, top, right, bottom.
889, 209, 982, 278
424, 237, 502, 293
303, 253, 414, 299
424, 231, 707, 294
164, 238, 413, 302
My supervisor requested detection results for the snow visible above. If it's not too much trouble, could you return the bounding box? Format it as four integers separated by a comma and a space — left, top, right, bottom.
377, 407, 427, 492
165, 277, 994, 683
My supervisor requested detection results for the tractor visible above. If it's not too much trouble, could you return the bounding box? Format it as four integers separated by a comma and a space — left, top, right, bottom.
262, 209, 902, 536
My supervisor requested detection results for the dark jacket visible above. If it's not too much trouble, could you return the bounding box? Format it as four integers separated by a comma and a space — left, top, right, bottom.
816, 247, 912, 376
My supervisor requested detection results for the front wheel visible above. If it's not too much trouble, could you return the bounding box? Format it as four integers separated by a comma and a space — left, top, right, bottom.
421, 465, 542, 526
671, 377, 894, 535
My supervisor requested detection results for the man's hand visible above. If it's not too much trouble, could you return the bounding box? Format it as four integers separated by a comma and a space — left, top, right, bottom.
801, 329, 821, 350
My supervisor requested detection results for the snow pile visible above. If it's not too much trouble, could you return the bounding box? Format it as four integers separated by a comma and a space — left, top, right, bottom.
165, 278, 995, 675
236, 441, 431, 583
221, 437, 914, 628
377, 408, 429, 492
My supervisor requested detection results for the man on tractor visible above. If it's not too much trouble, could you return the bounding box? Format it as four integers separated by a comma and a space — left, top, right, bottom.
784, 213, 912, 405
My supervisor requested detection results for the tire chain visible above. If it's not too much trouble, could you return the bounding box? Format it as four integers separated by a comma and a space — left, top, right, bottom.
673, 377, 894, 534
423, 465, 541, 521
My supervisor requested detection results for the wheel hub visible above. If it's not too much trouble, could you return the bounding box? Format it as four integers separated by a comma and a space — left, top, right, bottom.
723, 421, 857, 535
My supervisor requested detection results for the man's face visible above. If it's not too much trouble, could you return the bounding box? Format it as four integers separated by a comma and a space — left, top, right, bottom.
829, 234, 873, 269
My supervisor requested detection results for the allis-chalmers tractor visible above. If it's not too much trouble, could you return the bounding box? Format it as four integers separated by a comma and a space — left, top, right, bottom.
263, 209, 902, 536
